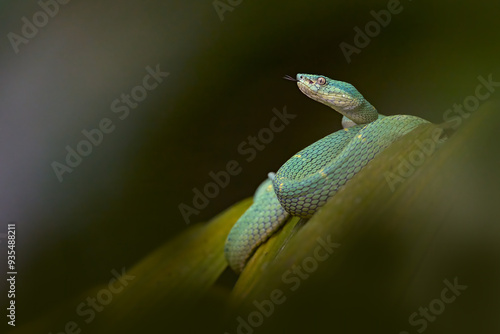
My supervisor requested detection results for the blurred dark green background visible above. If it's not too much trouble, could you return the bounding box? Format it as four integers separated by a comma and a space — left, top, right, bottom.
0, 0, 499, 332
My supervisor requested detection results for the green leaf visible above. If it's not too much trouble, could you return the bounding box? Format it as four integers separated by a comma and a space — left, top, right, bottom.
221, 104, 500, 333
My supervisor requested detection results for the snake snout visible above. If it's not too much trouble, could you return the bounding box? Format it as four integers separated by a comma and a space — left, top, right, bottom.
296, 74, 313, 84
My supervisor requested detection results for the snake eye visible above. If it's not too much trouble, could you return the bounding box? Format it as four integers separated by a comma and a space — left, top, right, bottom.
317, 77, 326, 85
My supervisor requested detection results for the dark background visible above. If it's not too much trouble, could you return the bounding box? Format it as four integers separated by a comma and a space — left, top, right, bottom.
0, 0, 499, 330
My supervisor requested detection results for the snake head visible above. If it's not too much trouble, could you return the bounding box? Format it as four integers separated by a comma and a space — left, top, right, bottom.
295, 73, 378, 124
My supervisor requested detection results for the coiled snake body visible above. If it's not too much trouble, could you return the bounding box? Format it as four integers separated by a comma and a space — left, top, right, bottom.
225, 74, 429, 273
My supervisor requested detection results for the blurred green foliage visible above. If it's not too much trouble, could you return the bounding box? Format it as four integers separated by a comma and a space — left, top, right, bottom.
13, 102, 500, 333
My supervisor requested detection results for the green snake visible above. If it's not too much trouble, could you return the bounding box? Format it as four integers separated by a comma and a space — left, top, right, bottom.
224, 74, 429, 273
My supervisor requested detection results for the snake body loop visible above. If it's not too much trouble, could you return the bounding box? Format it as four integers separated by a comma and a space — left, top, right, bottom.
224, 74, 429, 273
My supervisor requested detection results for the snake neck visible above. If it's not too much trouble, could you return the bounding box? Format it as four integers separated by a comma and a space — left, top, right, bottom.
343, 114, 386, 128
338, 98, 378, 125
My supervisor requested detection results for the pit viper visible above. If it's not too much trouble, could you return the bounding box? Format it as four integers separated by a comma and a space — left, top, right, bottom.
224, 74, 429, 273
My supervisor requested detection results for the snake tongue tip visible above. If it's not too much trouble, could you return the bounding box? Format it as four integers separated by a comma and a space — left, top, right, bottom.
283, 74, 297, 82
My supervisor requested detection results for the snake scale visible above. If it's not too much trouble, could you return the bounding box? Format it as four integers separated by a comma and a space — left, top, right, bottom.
224, 74, 429, 273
